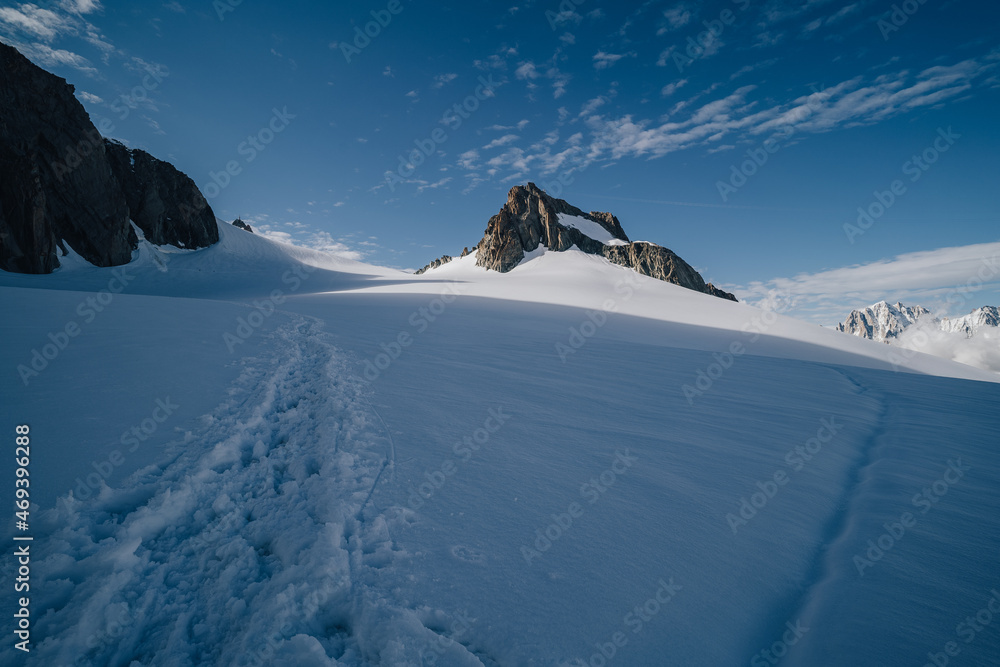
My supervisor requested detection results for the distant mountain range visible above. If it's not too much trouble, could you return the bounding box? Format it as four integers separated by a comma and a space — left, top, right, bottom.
836, 301, 1000, 343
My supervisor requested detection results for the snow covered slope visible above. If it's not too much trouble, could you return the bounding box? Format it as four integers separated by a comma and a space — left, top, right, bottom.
2, 223, 999, 666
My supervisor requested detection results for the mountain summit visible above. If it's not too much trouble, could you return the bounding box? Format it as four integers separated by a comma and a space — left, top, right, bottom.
837, 301, 1000, 342
836, 301, 933, 342
420, 183, 737, 301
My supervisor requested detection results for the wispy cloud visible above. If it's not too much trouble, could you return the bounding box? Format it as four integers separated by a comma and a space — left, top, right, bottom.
455, 53, 997, 189
593, 51, 630, 70
731, 241, 1000, 325
483, 134, 518, 150
0, 0, 116, 74
253, 219, 366, 261
432, 72, 458, 88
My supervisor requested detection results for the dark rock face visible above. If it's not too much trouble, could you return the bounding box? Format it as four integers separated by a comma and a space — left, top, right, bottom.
473, 183, 736, 301
104, 140, 219, 249
0, 42, 134, 273
0, 42, 218, 274
232, 218, 254, 233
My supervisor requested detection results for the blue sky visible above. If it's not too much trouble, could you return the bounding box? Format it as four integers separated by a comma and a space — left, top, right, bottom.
1, 0, 998, 324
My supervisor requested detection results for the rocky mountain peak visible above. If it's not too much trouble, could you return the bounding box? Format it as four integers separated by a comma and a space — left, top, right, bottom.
0, 42, 218, 274
464, 183, 736, 301
232, 218, 254, 233
835, 301, 1000, 342
836, 301, 933, 342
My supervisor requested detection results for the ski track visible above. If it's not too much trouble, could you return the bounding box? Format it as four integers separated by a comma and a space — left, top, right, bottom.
9, 315, 483, 667
749, 366, 890, 664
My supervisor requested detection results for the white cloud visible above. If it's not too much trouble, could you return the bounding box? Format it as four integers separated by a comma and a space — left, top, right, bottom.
896, 324, 1000, 374
77, 90, 102, 104
11, 41, 96, 73
416, 176, 452, 192
593, 51, 628, 70
733, 242, 1000, 325
456, 150, 479, 170
483, 134, 518, 150
579, 96, 607, 116
60, 0, 101, 14
432, 72, 458, 88
254, 223, 365, 261
0, 4, 74, 41
662, 5, 692, 30
515, 61, 539, 80
656, 47, 674, 67
660, 79, 687, 97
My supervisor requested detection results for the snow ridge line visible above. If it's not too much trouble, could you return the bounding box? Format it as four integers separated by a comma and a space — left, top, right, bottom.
9, 316, 432, 667
754, 367, 890, 664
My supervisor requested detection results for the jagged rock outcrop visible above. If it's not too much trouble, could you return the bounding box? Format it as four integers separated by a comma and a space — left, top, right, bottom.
104, 140, 218, 249
415, 255, 453, 275
468, 183, 736, 301
232, 218, 254, 233
0, 42, 218, 274
940, 306, 1000, 337
0, 42, 134, 273
602, 242, 737, 301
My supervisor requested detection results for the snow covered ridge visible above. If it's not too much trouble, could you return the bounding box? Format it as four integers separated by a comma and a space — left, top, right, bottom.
836, 301, 1000, 373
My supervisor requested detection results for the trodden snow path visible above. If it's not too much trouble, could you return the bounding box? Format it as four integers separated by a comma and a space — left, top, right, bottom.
7, 317, 483, 667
